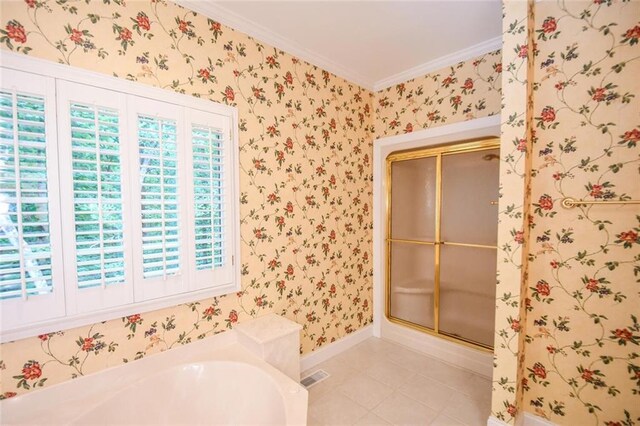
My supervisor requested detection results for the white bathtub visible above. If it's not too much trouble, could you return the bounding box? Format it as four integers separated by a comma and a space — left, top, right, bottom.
1, 333, 308, 425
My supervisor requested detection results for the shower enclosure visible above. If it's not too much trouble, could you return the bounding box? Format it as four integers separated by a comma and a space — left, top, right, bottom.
386, 138, 499, 350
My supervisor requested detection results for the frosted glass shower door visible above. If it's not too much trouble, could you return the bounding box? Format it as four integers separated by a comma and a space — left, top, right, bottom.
390, 157, 437, 241
388, 157, 437, 330
387, 140, 499, 350
389, 242, 435, 329
439, 148, 499, 347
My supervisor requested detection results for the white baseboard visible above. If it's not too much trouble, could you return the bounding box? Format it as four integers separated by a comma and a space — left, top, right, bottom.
487, 416, 509, 426
487, 413, 557, 426
381, 320, 493, 377
300, 324, 374, 372
524, 413, 556, 426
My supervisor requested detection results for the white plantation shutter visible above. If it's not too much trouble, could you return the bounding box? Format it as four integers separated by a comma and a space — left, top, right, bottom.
186, 110, 234, 291
0, 93, 51, 297
130, 98, 188, 301
57, 82, 133, 313
138, 115, 181, 278
70, 104, 126, 288
192, 125, 224, 269
0, 69, 65, 329
1, 54, 239, 341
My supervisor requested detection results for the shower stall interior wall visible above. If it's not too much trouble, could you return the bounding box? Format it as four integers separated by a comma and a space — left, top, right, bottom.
386, 138, 499, 350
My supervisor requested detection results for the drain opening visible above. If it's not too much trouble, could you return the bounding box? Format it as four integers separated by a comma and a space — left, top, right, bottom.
301, 369, 330, 388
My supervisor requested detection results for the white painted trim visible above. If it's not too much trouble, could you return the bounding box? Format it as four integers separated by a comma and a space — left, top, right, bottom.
487, 413, 558, 426
372, 116, 501, 375
373, 36, 503, 91
300, 324, 373, 372
382, 320, 493, 377
174, 1, 502, 92
175, 0, 375, 90
488, 416, 510, 426
524, 413, 557, 426
2, 286, 237, 344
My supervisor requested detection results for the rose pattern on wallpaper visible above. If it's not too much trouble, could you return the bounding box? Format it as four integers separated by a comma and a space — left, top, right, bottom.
524, 1, 640, 425
0, 0, 373, 398
374, 49, 502, 138
1, 2, 638, 425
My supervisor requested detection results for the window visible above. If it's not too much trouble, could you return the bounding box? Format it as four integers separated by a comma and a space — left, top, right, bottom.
0, 54, 239, 342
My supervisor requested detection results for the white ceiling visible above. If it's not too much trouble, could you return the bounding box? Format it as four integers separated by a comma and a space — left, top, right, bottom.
178, 1, 502, 90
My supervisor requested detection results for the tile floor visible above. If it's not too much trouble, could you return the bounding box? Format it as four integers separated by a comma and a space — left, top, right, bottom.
304, 337, 492, 426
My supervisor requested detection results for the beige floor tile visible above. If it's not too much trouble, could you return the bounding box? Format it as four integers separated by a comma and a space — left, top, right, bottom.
337, 374, 394, 410
398, 374, 456, 410
308, 391, 369, 426
304, 359, 360, 403
373, 391, 439, 426
306, 338, 493, 426
354, 337, 398, 354
441, 392, 491, 426
434, 371, 492, 403
307, 412, 325, 426
383, 345, 452, 374
365, 357, 416, 388
305, 356, 360, 379
463, 374, 493, 403
332, 345, 389, 372
306, 378, 340, 405
418, 359, 475, 393
353, 411, 392, 425
430, 413, 466, 426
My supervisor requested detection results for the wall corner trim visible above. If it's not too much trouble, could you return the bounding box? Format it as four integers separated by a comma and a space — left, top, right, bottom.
300, 324, 373, 372
373, 36, 503, 92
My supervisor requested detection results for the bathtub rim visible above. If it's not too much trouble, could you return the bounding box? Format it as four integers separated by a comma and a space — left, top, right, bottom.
69, 359, 290, 425
0, 331, 308, 425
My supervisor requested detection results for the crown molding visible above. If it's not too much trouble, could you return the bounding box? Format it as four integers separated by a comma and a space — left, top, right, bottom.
372, 36, 503, 92
174, 1, 502, 95
174, 0, 376, 90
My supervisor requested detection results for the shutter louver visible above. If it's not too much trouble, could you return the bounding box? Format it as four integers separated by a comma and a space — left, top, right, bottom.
138, 115, 180, 279
192, 125, 225, 270
0, 90, 53, 300
70, 103, 125, 289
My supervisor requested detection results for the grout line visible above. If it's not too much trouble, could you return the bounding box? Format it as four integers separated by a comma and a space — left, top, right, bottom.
309, 337, 491, 426
382, 337, 490, 377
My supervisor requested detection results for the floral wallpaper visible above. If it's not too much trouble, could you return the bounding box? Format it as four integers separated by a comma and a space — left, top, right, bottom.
1, 2, 637, 424
0, 0, 373, 398
523, 0, 640, 425
374, 49, 502, 138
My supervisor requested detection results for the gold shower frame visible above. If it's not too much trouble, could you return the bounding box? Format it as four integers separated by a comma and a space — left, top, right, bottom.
385, 137, 500, 352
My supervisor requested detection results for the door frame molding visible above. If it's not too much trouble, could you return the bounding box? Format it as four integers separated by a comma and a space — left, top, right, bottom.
372, 115, 500, 372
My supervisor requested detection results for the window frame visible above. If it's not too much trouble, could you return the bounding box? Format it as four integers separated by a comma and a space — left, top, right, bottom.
0, 52, 241, 343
